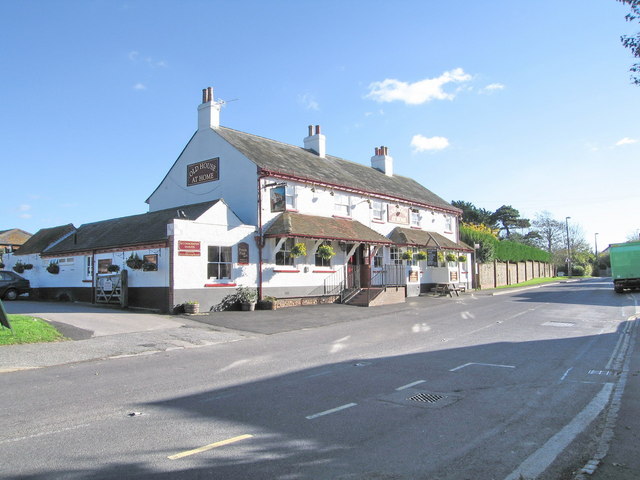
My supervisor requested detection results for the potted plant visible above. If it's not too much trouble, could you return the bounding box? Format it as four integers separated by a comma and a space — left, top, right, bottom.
107, 264, 120, 273
184, 300, 199, 314
291, 242, 307, 257
236, 286, 258, 311
46, 261, 60, 274
446, 253, 458, 263
13, 262, 25, 274
258, 295, 277, 310
126, 253, 144, 270
415, 251, 428, 261
317, 244, 336, 260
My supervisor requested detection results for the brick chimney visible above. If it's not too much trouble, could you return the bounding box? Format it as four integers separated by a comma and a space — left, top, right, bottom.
371, 146, 393, 176
303, 125, 326, 158
198, 87, 221, 130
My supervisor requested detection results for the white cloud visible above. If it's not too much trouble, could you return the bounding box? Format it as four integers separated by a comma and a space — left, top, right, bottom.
411, 134, 450, 152
128, 50, 139, 61
18, 204, 31, 212
19, 213, 32, 219
366, 68, 472, 105
480, 83, 505, 94
298, 93, 319, 111
615, 137, 638, 146
133, 83, 147, 91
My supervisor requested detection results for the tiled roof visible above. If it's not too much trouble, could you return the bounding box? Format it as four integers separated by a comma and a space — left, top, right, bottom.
389, 227, 473, 251
215, 127, 459, 213
264, 212, 393, 244
46, 201, 219, 254
0, 228, 32, 247
15, 224, 75, 255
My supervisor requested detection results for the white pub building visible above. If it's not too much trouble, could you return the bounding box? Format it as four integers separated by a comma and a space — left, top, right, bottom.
3, 88, 472, 312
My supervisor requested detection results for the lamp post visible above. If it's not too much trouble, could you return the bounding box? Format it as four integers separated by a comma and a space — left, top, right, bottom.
594, 233, 599, 258
565, 217, 572, 277
594, 232, 599, 275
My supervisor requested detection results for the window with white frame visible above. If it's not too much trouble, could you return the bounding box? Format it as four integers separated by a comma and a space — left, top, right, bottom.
373, 248, 384, 268
207, 246, 232, 279
85, 256, 93, 279
445, 215, 453, 232
285, 185, 297, 210
390, 247, 402, 265
372, 200, 384, 221
334, 193, 351, 217
275, 238, 295, 266
410, 209, 421, 227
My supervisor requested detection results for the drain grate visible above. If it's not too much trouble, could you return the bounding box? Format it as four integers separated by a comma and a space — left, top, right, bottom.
408, 393, 445, 403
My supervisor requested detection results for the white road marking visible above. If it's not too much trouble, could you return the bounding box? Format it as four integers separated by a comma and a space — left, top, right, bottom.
503, 382, 614, 480
559, 367, 573, 382
306, 403, 357, 420
305, 370, 332, 378
395, 380, 426, 391
449, 362, 515, 372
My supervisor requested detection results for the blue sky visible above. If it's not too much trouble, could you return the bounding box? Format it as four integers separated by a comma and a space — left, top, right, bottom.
2, 0, 638, 251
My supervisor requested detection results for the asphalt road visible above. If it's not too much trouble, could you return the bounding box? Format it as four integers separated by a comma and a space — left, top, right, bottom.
1, 278, 637, 480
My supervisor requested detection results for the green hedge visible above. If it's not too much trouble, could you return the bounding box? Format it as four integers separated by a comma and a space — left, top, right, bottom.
460, 225, 551, 263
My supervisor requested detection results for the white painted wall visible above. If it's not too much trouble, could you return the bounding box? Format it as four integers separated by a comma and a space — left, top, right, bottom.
147, 128, 259, 225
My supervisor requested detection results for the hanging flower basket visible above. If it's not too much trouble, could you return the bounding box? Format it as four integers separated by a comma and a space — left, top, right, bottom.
107, 264, 120, 273
0, 262, 5, 269
415, 251, 428, 261
401, 251, 414, 261
23, 263, 34, 270
291, 242, 307, 257
317, 244, 336, 260
126, 253, 144, 270
46, 261, 60, 274
445, 253, 458, 263
13, 262, 25, 274
457, 255, 467, 263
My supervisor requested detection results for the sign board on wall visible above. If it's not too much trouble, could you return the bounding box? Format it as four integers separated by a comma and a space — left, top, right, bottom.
187, 158, 219, 186
387, 205, 410, 224
178, 240, 201, 256
237, 242, 249, 265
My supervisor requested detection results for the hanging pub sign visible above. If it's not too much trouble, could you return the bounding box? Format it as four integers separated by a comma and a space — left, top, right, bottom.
187, 158, 219, 186
237, 242, 249, 265
388, 204, 410, 224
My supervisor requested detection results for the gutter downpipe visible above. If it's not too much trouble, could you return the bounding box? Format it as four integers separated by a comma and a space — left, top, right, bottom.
257, 172, 264, 300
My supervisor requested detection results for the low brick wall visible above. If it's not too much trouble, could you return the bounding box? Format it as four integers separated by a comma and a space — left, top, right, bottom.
274, 295, 340, 309
478, 260, 555, 289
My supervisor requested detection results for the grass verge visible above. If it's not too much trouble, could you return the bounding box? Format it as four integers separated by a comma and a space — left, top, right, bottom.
494, 276, 590, 289
0, 315, 67, 345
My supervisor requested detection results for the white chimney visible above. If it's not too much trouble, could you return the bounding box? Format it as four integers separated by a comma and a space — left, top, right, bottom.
371, 146, 393, 176
198, 87, 221, 130
303, 125, 326, 158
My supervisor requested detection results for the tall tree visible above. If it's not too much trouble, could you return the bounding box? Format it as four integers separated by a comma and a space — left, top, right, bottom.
491, 205, 530, 238
617, 0, 640, 84
532, 211, 564, 252
451, 200, 494, 226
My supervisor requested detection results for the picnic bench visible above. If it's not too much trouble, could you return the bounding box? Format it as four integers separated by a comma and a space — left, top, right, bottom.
433, 283, 467, 297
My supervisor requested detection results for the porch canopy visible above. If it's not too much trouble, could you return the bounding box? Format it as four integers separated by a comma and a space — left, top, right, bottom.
389, 227, 473, 252
264, 212, 393, 245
